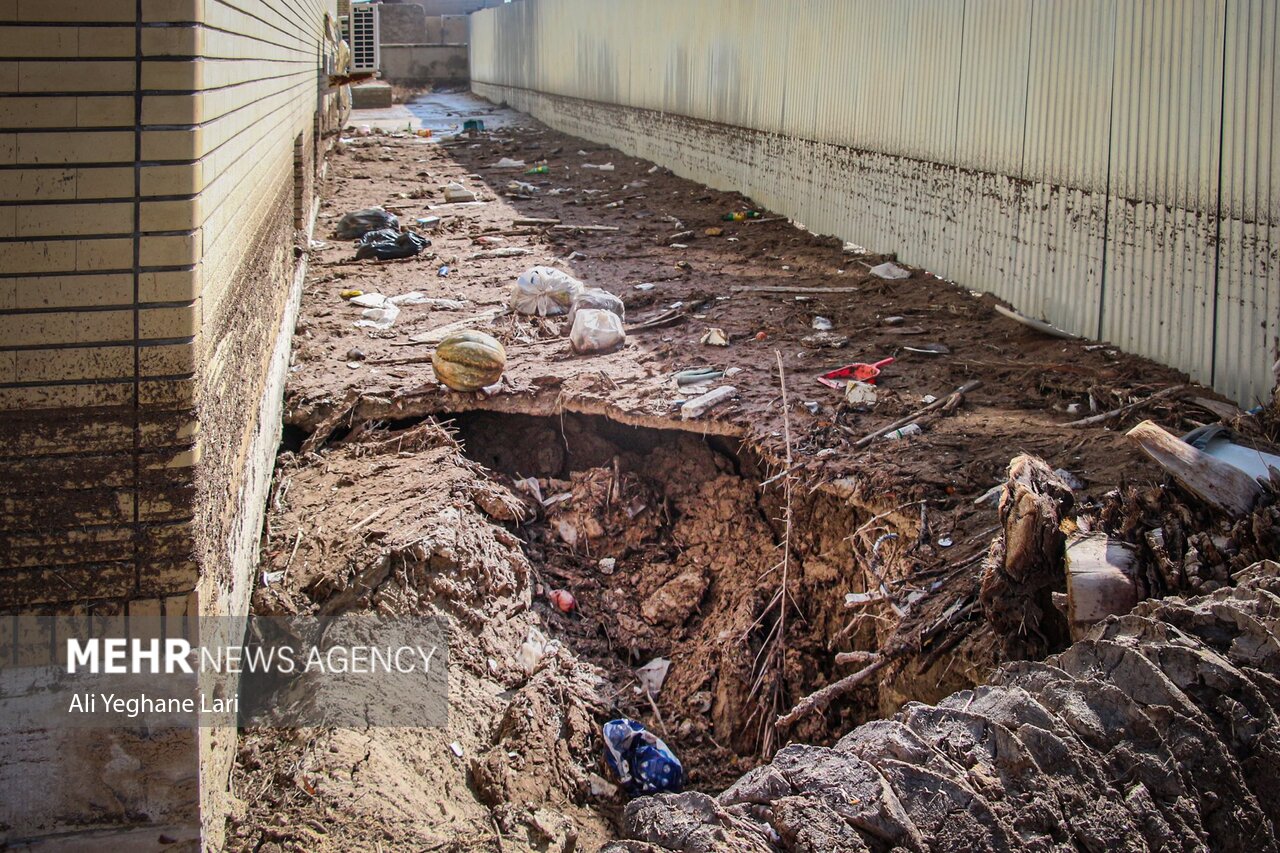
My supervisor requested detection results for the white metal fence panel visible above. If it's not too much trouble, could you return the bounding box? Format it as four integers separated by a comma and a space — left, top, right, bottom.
470, 0, 1278, 404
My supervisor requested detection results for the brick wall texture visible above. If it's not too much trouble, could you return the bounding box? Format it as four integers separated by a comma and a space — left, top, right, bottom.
0, 0, 338, 611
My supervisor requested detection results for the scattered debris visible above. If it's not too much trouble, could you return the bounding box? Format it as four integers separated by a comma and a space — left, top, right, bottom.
853, 379, 982, 447
469, 246, 533, 259
818, 357, 894, 388
570, 308, 626, 354
843, 380, 877, 408
602, 719, 683, 795
355, 229, 429, 261
510, 266, 583, 316
699, 327, 728, 347
869, 261, 910, 280
882, 423, 921, 440
1062, 533, 1138, 639
568, 287, 626, 324
635, 658, 671, 697
547, 589, 577, 613
993, 302, 1081, 340
1127, 419, 1265, 517
1063, 384, 1186, 427
443, 183, 477, 203
681, 385, 736, 420
335, 207, 398, 239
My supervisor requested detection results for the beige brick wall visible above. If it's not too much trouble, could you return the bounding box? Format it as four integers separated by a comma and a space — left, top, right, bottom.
0, 0, 342, 845
0, 0, 338, 601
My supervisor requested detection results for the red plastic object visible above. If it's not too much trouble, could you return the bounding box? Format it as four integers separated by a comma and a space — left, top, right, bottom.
548, 589, 577, 613
818, 357, 894, 388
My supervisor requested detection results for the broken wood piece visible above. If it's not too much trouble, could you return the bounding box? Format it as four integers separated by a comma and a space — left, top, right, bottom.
978, 455, 1075, 659
299, 392, 359, 455
834, 650, 881, 667
730, 285, 862, 295
407, 308, 506, 345
843, 590, 884, 608
1063, 385, 1186, 428
681, 386, 736, 420
776, 654, 892, 728
551, 224, 619, 232
1127, 419, 1265, 517
853, 380, 982, 448
992, 303, 1081, 340
1189, 396, 1245, 422
468, 247, 532, 259
512, 217, 560, 226
1064, 534, 1139, 640
327, 71, 376, 88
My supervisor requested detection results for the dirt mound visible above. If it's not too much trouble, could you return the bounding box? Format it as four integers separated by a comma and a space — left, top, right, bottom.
227, 422, 616, 852
601, 562, 1280, 852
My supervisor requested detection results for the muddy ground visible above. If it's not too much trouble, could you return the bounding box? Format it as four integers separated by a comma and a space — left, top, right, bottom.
226, 92, 1256, 852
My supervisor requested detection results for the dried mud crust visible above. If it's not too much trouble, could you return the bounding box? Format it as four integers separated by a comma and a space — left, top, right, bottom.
602, 562, 1280, 853
289, 98, 1215, 526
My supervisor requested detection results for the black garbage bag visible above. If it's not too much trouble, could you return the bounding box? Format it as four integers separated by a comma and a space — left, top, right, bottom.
335, 207, 399, 239
355, 227, 401, 247
355, 230, 430, 261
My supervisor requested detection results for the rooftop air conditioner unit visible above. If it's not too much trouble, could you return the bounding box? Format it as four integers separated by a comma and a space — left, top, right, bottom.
344, 2, 380, 73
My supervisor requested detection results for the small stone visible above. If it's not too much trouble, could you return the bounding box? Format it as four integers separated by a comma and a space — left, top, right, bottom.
347, 347, 366, 361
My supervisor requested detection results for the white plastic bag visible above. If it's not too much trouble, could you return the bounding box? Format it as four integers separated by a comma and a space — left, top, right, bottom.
570, 309, 626, 353
510, 266, 583, 316
567, 287, 626, 324
355, 301, 400, 329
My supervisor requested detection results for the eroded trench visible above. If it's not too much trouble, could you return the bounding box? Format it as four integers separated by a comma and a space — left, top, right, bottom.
235, 404, 996, 851
439, 408, 956, 791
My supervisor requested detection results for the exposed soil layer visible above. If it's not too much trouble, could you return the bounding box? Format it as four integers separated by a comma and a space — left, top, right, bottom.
446, 410, 938, 784
227, 423, 619, 852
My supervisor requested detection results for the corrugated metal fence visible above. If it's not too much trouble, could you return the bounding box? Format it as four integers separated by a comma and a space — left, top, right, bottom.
471, 0, 1277, 405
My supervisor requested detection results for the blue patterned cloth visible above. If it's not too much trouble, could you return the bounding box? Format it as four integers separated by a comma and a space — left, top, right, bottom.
602, 718, 684, 795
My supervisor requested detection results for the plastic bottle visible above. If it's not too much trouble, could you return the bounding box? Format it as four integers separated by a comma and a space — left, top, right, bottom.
526, 164, 549, 175
722, 211, 762, 222
883, 423, 922, 441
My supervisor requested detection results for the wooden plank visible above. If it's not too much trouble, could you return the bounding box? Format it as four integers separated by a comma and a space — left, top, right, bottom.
1127, 419, 1265, 517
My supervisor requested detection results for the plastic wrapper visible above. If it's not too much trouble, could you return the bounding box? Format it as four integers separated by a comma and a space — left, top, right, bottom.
335, 207, 399, 239
354, 301, 400, 330
602, 719, 683, 795
509, 266, 583, 316
567, 287, 626, 325
569, 308, 625, 354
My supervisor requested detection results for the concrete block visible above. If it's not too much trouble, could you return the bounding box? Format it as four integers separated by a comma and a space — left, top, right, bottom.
351, 80, 394, 109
